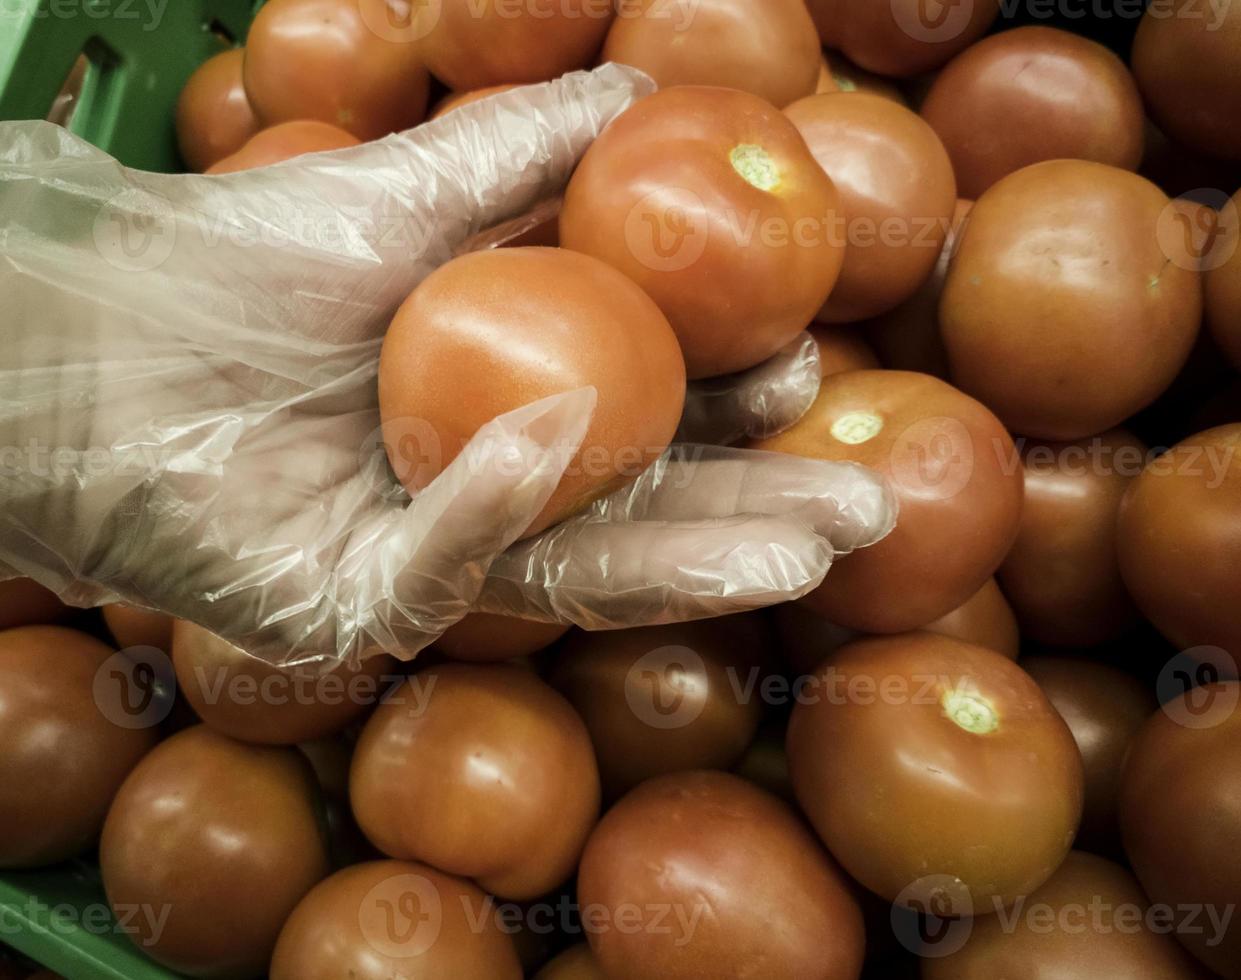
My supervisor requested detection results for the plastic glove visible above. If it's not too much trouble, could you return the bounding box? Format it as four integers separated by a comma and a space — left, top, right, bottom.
0, 65, 895, 668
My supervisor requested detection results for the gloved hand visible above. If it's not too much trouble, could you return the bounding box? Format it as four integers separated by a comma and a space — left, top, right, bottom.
0, 64, 894, 668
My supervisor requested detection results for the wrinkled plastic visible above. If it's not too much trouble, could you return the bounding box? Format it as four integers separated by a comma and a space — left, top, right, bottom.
0, 65, 896, 668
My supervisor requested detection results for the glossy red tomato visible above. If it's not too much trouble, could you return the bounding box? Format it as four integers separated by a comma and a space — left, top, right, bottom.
784, 92, 957, 322
787, 633, 1083, 911
826, 54, 908, 104
998, 429, 1144, 646
429, 84, 519, 120
102, 604, 173, 652
350, 664, 599, 899
941, 160, 1202, 439
1132, 0, 1241, 161
1207, 189, 1241, 369
434, 612, 568, 662
578, 770, 865, 979
271, 859, 522, 980
175, 48, 260, 173
243, 0, 429, 140
752, 370, 1023, 633
0, 627, 157, 868
0, 578, 68, 630
601, 0, 820, 108
205, 120, 360, 173
171, 620, 396, 744
414, 0, 612, 90
560, 86, 844, 379
1117, 424, 1241, 657
810, 324, 880, 377
1120, 682, 1241, 978
920, 27, 1145, 198
378, 247, 685, 537
805, 0, 1001, 78
100, 725, 330, 977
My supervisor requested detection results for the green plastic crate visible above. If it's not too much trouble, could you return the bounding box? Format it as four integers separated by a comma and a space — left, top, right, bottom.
0, 0, 260, 172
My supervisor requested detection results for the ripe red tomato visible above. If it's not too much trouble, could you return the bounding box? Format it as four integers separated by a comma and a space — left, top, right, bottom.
102, 604, 173, 651
433, 612, 568, 662
1206, 189, 1241, 369
206, 120, 360, 173
810, 324, 880, 377
601, 0, 820, 108
244, 0, 429, 140
0, 578, 68, 630
560, 86, 844, 379
920, 27, 1145, 198
175, 48, 260, 172
785, 92, 957, 322
429, 84, 519, 120
378, 247, 685, 537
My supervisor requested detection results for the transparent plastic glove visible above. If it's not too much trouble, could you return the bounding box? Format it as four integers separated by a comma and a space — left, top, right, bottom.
0, 65, 894, 667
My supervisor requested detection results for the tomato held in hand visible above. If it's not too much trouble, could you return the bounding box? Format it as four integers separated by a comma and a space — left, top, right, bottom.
429, 84, 520, 119
414, 0, 612, 90
578, 770, 865, 980
920, 27, 1144, 198
1206, 189, 1241, 369
206, 120, 360, 173
941, 160, 1202, 440
560, 86, 844, 379
998, 429, 1144, 646
601, 0, 820, 108
378, 247, 685, 537
0, 627, 156, 868
175, 48, 260, 172
271, 860, 522, 980
787, 633, 1082, 911
804, 0, 1000, 78
100, 726, 330, 977
1120, 682, 1241, 978
1023, 656, 1155, 854
1117, 424, 1241, 657
243, 0, 429, 140
751, 370, 1023, 633
350, 664, 599, 900
784, 92, 957, 322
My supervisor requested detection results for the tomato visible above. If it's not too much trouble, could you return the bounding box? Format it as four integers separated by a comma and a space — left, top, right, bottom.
787, 633, 1082, 910
548, 615, 770, 798
731, 723, 794, 803
601, 0, 820, 108
533, 944, 605, 979
175, 48, 260, 173
998, 429, 1144, 646
1120, 682, 1241, 978
559, 86, 844, 379
350, 664, 599, 899
171, 620, 396, 745
243, 0, 429, 140
206, 120, 360, 173
752, 370, 1023, 633
429, 84, 519, 119
827, 53, 908, 104
810, 324, 880, 377
0, 578, 68, 630
817, 56, 839, 94
577, 770, 864, 980
941, 160, 1202, 440
100, 725, 330, 977
921, 851, 1209, 978
414, 0, 612, 90
0, 627, 156, 868
102, 604, 173, 652
1206, 189, 1241, 370
1022, 656, 1155, 855
1132, 0, 1241, 162
1117, 424, 1241, 657
804, 0, 1000, 78
270, 859, 521, 980
919, 27, 1144, 199
784, 93, 956, 322
434, 613, 568, 662
378, 247, 685, 537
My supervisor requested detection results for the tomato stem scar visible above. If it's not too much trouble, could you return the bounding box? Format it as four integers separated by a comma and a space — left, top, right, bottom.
830, 411, 884, 445
941, 689, 999, 735
730, 144, 780, 192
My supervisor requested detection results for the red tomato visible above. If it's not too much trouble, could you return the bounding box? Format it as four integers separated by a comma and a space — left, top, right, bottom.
101, 604, 173, 652
206, 120, 360, 173
175, 48, 260, 172
433, 612, 569, 662
1206, 189, 1241, 369
429, 84, 520, 119
0, 578, 68, 630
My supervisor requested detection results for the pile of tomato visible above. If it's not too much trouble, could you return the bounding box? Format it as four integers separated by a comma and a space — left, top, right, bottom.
2, 0, 1240, 977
